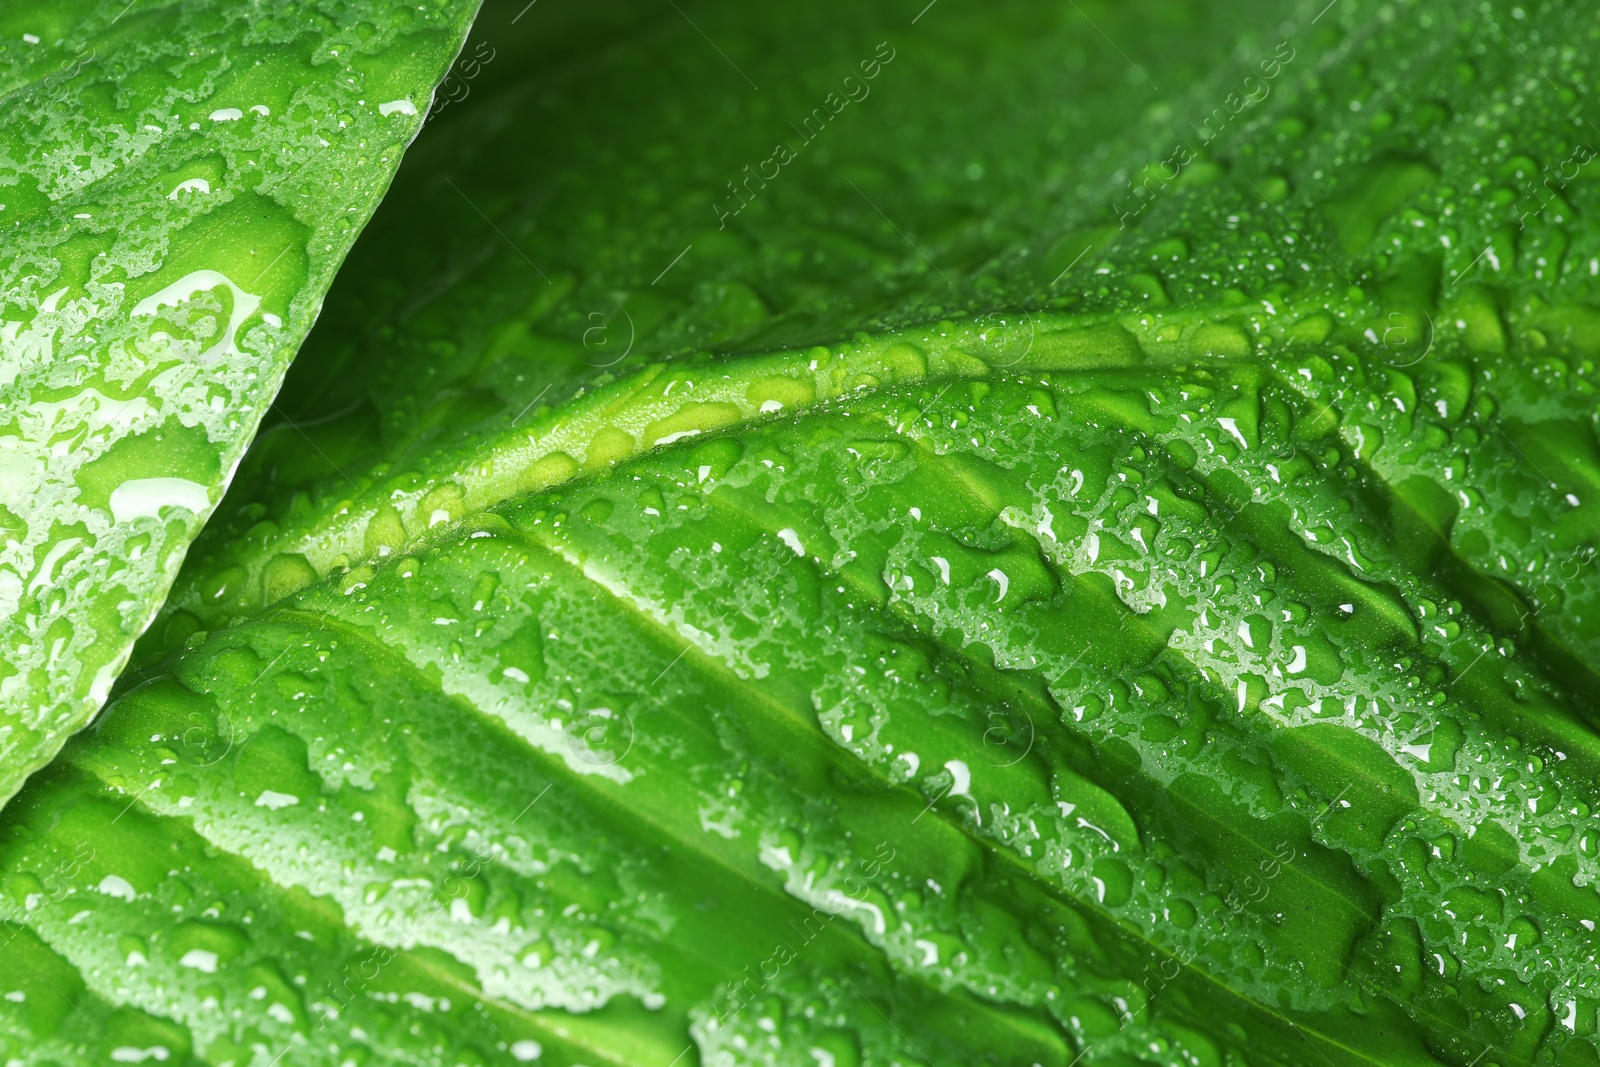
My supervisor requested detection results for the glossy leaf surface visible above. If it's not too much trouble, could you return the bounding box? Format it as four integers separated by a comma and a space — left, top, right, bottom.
7, 0, 1600, 1065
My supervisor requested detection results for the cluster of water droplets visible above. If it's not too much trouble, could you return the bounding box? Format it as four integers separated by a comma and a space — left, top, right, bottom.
0, 0, 472, 805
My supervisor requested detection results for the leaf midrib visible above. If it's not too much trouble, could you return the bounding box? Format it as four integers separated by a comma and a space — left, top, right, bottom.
159, 298, 1330, 632
132, 302, 1590, 1066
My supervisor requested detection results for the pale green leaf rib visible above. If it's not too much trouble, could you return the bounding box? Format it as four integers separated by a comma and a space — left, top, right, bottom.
141, 0, 1315, 654
145, 0, 1600, 697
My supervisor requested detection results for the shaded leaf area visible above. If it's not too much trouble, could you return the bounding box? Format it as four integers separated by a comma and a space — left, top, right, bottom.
147, 0, 1600, 699
8, 0, 1600, 1065
0, 0, 480, 805
143, 0, 1290, 653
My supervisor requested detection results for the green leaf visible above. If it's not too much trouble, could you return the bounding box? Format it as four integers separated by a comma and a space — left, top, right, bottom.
0, 0, 479, 805
9, 0, 1600, 1064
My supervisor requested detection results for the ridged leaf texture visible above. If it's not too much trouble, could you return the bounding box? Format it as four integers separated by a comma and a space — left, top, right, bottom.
6, 1, 1600, 1065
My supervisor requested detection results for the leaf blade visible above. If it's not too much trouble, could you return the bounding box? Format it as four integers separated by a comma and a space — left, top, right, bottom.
0, 0, 481, 806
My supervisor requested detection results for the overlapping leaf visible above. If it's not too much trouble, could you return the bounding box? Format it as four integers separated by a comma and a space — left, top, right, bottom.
0, 0, 479, 806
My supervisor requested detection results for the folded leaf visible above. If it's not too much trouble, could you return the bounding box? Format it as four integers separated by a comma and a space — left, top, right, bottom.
8, 0, 1600, 1065
0, 0, 479, 806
